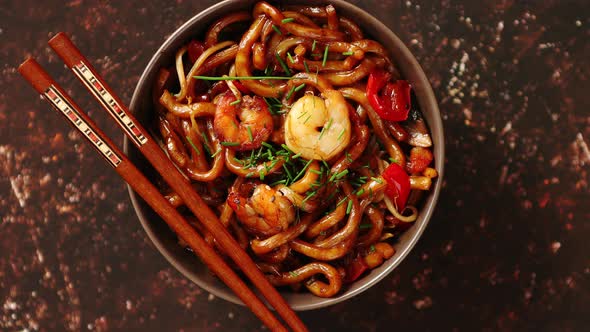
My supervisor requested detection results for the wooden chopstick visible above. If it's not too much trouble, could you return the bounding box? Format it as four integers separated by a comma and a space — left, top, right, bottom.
18, 58, 288, 332
48, 33, 308, 332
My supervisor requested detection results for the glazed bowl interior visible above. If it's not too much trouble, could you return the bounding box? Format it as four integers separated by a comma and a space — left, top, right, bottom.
126, 0, 444, 311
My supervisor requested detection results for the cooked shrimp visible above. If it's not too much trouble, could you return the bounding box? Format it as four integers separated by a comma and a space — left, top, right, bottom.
227, 179, 296, 236
213, 91, 274, 151
284, 91, 351, 160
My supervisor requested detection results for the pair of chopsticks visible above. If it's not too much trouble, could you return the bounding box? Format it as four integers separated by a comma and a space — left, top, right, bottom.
19, 32, 308, 332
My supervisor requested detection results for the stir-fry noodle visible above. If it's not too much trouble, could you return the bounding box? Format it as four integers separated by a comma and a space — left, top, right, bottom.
153, 2, 436, 297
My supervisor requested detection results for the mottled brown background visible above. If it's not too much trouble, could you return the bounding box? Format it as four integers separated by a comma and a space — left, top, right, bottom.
1, 0, 589, 331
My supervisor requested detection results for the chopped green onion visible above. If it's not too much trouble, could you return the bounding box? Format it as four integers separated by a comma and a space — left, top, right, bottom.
303, 60, 310, 73
311, 40, 317, 52
292, 152, 302, 159
246, 126, 253, 142
262, 142, 274, 149
342, 51, 354, 56
389, 157, 399, 164
293, 158, 314, 183
221, 141, 240, 147
346, 152, 353, 163
200, 132, 209, 144
287, 52, 295, 64
322, 45, 329, 67
346, 199, 353, 214
211, 148, 222, 158
294, 83, 306, 92
325, 118, 333, 131
285, 85, 297, 100
289, 271, 299, 277
356, 188, 365, 196
371, 176, 383, 184
275, 53, 292, 76
282, 163, 293, 180
282, 18, 295, 24
185, 136, 201, 156
302, 190, 317, 203
272, 25, 282, 35
270, 179, 287, 186
194, 75, 291, 81
229, 99, 241, 106
259, 169, 265, 181
337, 128, 346, 140
337, 170, 349, 179
310, 169, 322, 175
337, 197, 348, 207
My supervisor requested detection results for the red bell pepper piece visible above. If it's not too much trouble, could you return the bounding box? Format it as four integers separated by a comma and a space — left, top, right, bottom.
344, 254, 369, 283
382, 162, 411, 210
366, 70, 412, 122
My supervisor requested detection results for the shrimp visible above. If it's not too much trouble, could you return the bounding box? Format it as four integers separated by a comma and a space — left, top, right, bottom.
284, 90, 351, 160
227, 179, 296, 236
213, 91, 273, 151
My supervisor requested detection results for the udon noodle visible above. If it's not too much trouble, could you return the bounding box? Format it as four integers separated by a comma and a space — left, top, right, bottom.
152, 2, 437, 298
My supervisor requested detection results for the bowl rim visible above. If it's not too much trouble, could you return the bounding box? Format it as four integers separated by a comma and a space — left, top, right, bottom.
126, 0, 444, 311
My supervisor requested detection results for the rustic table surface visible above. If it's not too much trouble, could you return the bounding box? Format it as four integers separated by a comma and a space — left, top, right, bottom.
1, 0, 588, 331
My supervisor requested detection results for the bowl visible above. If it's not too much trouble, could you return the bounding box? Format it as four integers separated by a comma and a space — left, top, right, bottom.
126, 0, 444, 311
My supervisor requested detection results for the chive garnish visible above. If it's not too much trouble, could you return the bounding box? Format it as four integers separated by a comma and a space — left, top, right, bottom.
287, 52, 295, 64
337, 197, 348, 207
303, 60, 310, 73
311, 40, 317, 52
246, 126, 253, 142
211, 148, 222, 158
275, 53, 292, 76
221, 141, 240, 147
229, 99, 241, 106
342, 51, 354, 56
270, 179, 287, 186
325, 118, 333, 131
289, 271, 299, 277
369, 245, 376, 253
272, 25, 282, 35
282, 18, 295, 24
337, 128, 346, 140
285, 85, 297, 100
310, 169, 322, 175
346, 199, 353, 214
185, 136, 201, 156
371, 176, 383, 184
282, 163, 293, 180
389, 157, 399, 164
200, 132, 209, 144
294, 83, 306, 92
194, 75, 291, 81
356, 188, 365, 196
259, 169, 265, 181
322, 45, 329, 67
293, 159, 314, 183
292, 152, 302, 159
302, 190, 316, 203
262, 142, 274, 149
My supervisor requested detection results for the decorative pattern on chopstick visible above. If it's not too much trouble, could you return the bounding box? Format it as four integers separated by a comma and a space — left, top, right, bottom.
43, 86, 122, 167
72, 62, 147, 146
